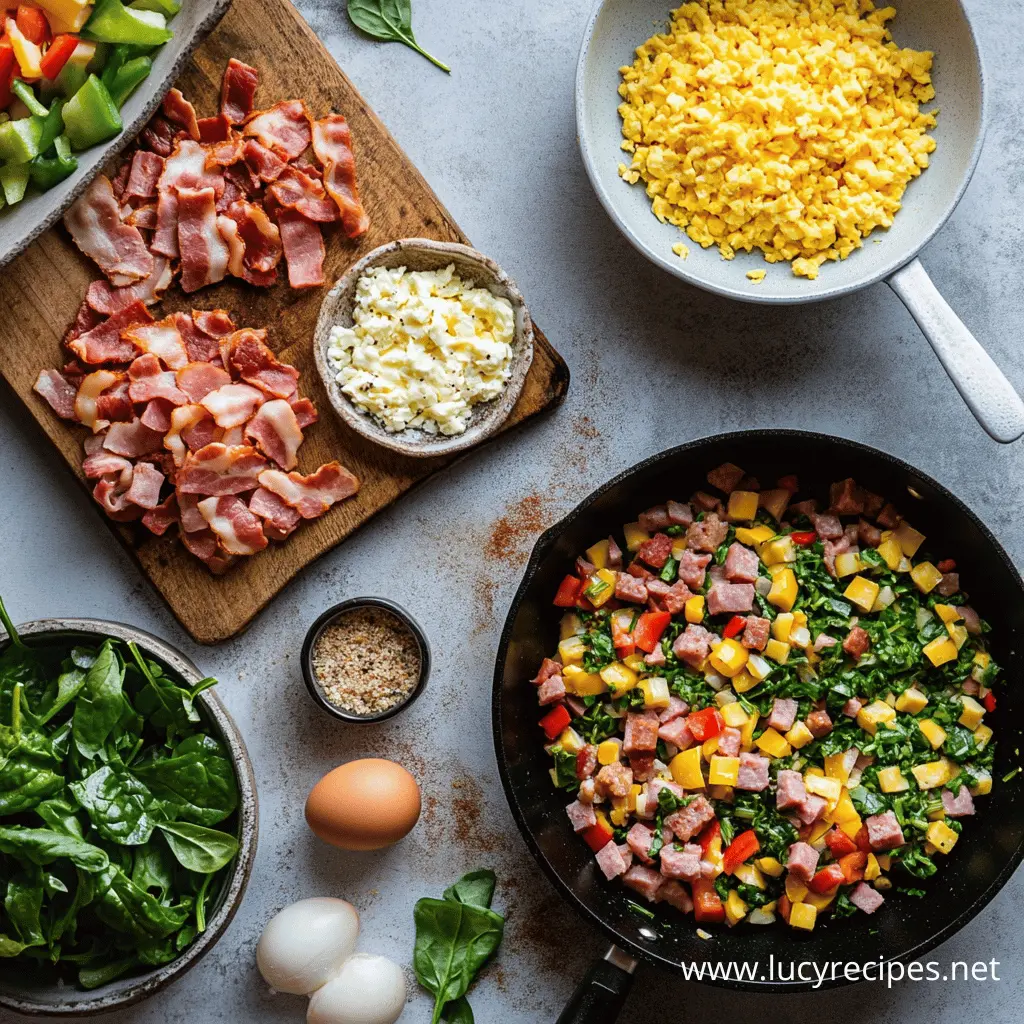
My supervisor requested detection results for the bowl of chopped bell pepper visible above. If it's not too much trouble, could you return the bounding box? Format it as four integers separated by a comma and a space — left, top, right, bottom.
0, 0, 232, 270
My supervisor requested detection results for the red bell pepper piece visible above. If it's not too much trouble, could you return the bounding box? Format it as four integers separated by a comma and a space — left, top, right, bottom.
824, 827, 858, 858
687, 707, 724, 742
778, 474, 799, 493
0, 42, 14, 110
15, 4, 49, 44
722, 615, 746, 639
633, 610, 670, 653
808, 863, 846, 894
553, 574, 583, 608
778, 893, 792, 923
697, 818, 721, 857
838, 851, 868, 884
854, 824, 873, 853
691, 878, 725, 924
937, 559, 956, 573
39, 32, 77, 79
983, 691, 996, 713
791, 531, 817, 546
539, 704, 570, 741
581, 819, 614, 853
721, 828, 760, 875
611, 615, 635, 659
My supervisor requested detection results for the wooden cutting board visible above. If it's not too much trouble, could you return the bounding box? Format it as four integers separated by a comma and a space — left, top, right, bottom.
0, 0, 569, 644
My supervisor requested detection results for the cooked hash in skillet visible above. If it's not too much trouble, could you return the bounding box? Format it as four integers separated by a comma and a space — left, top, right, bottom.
532, 465, 997, 930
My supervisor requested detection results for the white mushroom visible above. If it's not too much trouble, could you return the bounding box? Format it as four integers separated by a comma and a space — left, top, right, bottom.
306, 954, 407, 1024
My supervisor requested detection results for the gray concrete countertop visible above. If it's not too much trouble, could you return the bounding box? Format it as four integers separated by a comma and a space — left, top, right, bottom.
1, 1, 1021, 1020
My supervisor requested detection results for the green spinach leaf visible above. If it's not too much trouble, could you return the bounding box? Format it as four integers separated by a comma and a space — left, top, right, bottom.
156, 822, 238, 874
71, 766, 157, 846
72, 643, 124, 760
347, 0, 450, 72
0, 827, 109, 872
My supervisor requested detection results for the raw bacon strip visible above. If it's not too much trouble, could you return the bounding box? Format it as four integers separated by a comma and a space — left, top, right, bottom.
192, 309, 236, 338
126, 460, 165, 509
227, 329, 299, 397
312, 114, 369, 238
249, 487, 300, 541
158, 140, 224, 196
111, 160, 131, 201
142, 494, 179, 535
277, 210, 325, 289
200, 382, 265, 428
181, 528, 235, 574
83, 443, 131, 480
164, 405, 216, 466
289, 396, 318, 428
95, 377, 133, 423
67, 301, 152, 365
177, 362, 231, 402
94, 475, 142, 522
104, 418, 165, 457
258, 462, 360, 519
126, 204, 158, 230
152, 190, 179, 258
221, 58, 259, 125
124, 151, 164, 202
74, 370, 121, 431
226, 199, 283, 281
177, 187, 231, 293
176, 491, 207, 532
198, 114, 232, 144
163, 311, 218, 363
242, 138, 287, 183
162, 88, 201, 141
34, 369, 79, 420
128, 353, 189, 404
141, 397, 175, 432
123, 316, 190, 370
177, 443, 269, 495
269, 165, 338, 223
64, 175, 154, 286
217, 215, 245, 278
86, 257, 173, 315
140, 114, 180, 157
66, 299, 105, 344
199, 496, 268, 555
244, 99, 312, 160
245, 399, 303, 470
206, 136, 245, 168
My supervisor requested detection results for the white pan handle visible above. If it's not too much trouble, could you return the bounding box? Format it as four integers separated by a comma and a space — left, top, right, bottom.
888, 258, 1024, 443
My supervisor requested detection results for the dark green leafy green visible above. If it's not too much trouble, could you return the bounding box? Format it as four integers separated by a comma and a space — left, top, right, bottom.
156, 822, 238, 873
71, 766, 157, 846
347, 0, 450, 72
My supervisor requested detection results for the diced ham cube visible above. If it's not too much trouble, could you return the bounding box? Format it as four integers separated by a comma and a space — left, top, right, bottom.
707, 462, 745, 493
628, 561, 655, 581
638, 505, 671, 533
794, 794, 828, 825
532, 658, 561, 685
623, 712, 660, 756
936, 573, 960, 597
724, 542, 759, 583
686, 513, 728, 553
876, 503, 902, 529
672, 624, 713, 667
566, 800, 596, 832
806, 710, 833, 738
814, 633, 838, 652
865, 810, 906, 850
776, 769, 807, 810
607, 536, 624, 569
842, 697, 864, 718
960, 606, 982, 635
576, 556, 596, 579
660, 842, 703, 881
707, 582, 755, 616
622, 865, 665, 902
741, 615, 770, 651
823, 535, 851, 577
617, 843, 634, 872
595, 842, 630, 881
576, 745, 598, 780
659, 696, 689, 724
665, 795, 715, 841
627, 823, 656, 864
666, 500, 693, 526
829, 478, 865, 515
767, 698, 798, 733
736, 753, 770, 791
849, 882, 885, 914
809, 512, 843, 539
857, 519, 882, 548
786, 841, 820, 883
615, 572, 648, 603
962, 678, 980, 696
941, 787, 975, 818
861, 489, 885, 518
788, 499, 819, 519
638, 532, 673, 569
537, 676, 565, 705
595, 763, 633, 799
578, 779, 596, 803
661, 580, 693, 615
717, 727, 741, 757
647, 778, 685, 807
692, 490, 722, 513
843, 627, 870, 661
677, 550, 712, 588
656, 879, 693, 913
645, 647, 667, 668
629, 754, 655, 782
658, 716, 694, 750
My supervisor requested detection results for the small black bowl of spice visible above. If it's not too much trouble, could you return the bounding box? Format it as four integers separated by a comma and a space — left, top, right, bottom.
301, 597, 430, 723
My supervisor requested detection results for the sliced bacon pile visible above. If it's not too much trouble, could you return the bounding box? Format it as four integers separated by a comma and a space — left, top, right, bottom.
63, 59, 368, 305
33, 306, 360, 574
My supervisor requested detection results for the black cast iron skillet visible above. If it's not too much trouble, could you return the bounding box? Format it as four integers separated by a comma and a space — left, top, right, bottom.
492, 430, 1024, 1021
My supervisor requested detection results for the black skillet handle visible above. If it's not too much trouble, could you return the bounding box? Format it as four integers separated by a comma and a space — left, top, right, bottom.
556, 947, 636, 1024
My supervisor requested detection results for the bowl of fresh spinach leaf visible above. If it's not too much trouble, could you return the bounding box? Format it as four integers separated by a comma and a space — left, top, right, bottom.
0, 604, 258, 1016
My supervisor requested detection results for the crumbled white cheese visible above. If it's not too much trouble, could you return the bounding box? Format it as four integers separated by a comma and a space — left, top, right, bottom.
326, 264, 515, 436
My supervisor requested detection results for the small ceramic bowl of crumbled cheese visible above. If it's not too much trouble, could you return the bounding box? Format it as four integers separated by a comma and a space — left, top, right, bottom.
313, 238, 534, 457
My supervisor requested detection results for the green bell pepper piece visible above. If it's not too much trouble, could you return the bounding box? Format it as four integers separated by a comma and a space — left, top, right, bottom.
0, 164, 31, 205
10, 80, 49, 119
100, 44, 129, 90
62, 75, 122, 152
29, 151, 79, 191
55, 62, 90, 100
37, 101, 66, 155
108, 56, 152, 107
83, 0, 173, 47
54, 134, 73, 161
130, 0, 181, 16
0, 118, 43, 164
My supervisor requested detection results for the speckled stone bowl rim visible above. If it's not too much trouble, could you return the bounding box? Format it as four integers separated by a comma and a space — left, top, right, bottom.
0, 618, 259, 1017
313, 238, 535, 458
300, 597, 431, 724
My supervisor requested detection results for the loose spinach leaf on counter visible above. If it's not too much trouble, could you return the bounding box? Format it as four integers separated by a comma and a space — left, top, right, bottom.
347, 0, 451, 72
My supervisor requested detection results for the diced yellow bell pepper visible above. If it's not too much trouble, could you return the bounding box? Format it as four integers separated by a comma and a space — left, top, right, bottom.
639, 677, 671, 709
721, 702, 749, 728
762, 536, 796, 567
947, 623, 968, 650
709, 638, 749, 678
838, 813, 863, 840
834, 551, 864, 577
733, 862, 766, 888
599, 660, 638, 694
804, 888, 838, 911
585, 568, 618, 608
610, 800, 629, 826
785, 875, 809, 903
755, 727, 792, 758
727, 491, 759, 522
974, 723, 994, 750
746, 654, 772, 682
772, 613, 794, 642
804, 765, 824, 779
763, 639, 789, 665
756, 856, 785, 878
558, 636, 586, 664
6, 19, 43, 78
739, 711, 759, 751
974, 650, 991, 669
922, 636, 958, 667
894, 522, 925, 557
971, 771, 992, 796
824, 751, 854, 785
597, 739, 621, 765
558, 728, 585, 755
735, 525, 775, 549
562, 664, 606, 696
724, 888, 748, 926
878, 766, 910, 793
758, 488, 790, 521
768, 568, 798, 612
684, 595, 705, 624
935, 604, 962, 624
912, 758, 957, 790
559, 612, 583, 641
702, 736, 720, 760
789, 902, 817, 931
805, 774, 842, 806
911, 720, 944, 751
895, 686, 928, 714
910, 561, 944, 594
628, 784, 641, 812
958, 694, 985, 731
857, 700, 896, 735
36, 0, 93, 31
863, 853, 881, 881
784, 721, 814, 749
623, 522, 650, 552
926, 821, 959, 854
709, 755, 741, 786
844, 576, 880, 613
832, 789, 858, 823
585, 539, 610, 570
669, 747, 705, 789
877, 537, 903, 570
731, 669, 760, 694
623, 653, 646, 672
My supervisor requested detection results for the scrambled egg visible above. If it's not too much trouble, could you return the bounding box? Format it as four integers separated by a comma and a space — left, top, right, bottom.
326, 264, 515, 436
618, 0, 937, 279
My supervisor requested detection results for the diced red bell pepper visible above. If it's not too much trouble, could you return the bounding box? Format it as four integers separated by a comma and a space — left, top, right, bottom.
778, 475, 799, 493
611, 615, 635, 659
687, 707, 724, 742
791, 531, 817, 546
808, 863, 846, 894
633, 610, 670, 653
39, 32, 77, 79
778, 893, 792, 923
854, 824, 873, 853
721, 829, 760, 875
697, 818, 721, 857
553, 575, 583, 608
722, 615, 746, 639
0, 42, 14, 110
539, 704, 570, 741
824, 827, 858, 858
581, 819, 614, 853
691, 878, 725, 924
983, 691, 996, 713
15, 4, 49, 44
937, 559, 956, 573
838, 851, 868, 884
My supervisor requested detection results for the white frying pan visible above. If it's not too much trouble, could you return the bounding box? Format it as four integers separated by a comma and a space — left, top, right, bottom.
576, 0, 1024, 442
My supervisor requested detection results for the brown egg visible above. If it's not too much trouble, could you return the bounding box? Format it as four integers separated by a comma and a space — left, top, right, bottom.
305, 758, 421, 851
